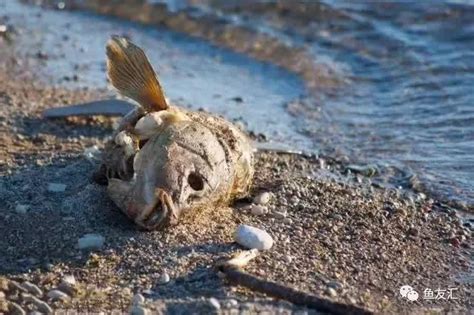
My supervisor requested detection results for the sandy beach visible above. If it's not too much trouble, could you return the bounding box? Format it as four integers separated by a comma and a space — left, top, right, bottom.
0, 1, 472, 314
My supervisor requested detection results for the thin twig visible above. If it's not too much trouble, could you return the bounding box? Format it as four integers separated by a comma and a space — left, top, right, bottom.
219, 266, 373, 315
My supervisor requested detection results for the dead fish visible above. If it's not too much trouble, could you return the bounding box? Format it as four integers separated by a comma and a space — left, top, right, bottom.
92, 36, 254, 230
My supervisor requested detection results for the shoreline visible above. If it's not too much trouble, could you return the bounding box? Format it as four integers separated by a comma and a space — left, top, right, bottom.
23, 0, 474, 213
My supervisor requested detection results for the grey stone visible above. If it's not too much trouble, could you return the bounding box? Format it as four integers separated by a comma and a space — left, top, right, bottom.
272, 210, 287, 219
15, 204, 29, 214
47, 289, 70, 301
326, 287, 337, 297
22, 294, 52, 314
158, 272, 170, 284
21, 281, 42, 296
253, 192, 271, 205
78, 234, 105, 250
250, 205, 266, 216
130, 305, 150, 315
132, 293, 145, 305
9, 302, 26, 315
209, 297, 221, 310
47, 183, 67, 192
58, 275, 76, 295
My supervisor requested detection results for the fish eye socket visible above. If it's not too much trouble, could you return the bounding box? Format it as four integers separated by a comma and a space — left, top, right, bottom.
188, 172, 204, 191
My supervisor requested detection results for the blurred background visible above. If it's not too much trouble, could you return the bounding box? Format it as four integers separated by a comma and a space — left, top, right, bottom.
2, 0, 473, 211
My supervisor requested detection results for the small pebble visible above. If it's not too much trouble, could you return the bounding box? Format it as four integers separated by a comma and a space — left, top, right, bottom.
209, 297, 221, 310
284, 255, 293, 263
22, 294, 53, 314
253, 192, 271, 205
272, 210, 287, 219
226, 299, 238, 308
58, 275, 76, 295
21, 281, 43, 296
250, 205, 266, 216
132, 293, 145, 305
235, 224, 273, 250
83, 145, 100, 160
282, 218, 293, 224
122, 287, 132, 297
327, 281, 343, 290
9, 280, 27, 293
61, 275, 76, 287
0, 300, 7, 313
451, 237, 461, 248
142, 289, 155, 296
0, 277, 9, 291
78, 234, 105, 250
47, 289, 70, 301
159, 272, 170, 284
47, 183, 67, 192
9, 302, 26, 315
44, 263, 54, 271
326, 287, 337, 297
15, 204, 29, 214
407, 227, 419, 236
130, 305, 150, 315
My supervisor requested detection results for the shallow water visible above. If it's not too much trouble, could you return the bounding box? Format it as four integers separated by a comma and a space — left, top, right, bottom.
2, 0, 308, 148
181, 0, 474, 208
3, 0, 474, 209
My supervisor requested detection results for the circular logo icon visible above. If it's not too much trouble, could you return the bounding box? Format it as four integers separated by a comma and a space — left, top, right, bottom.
407, 290, 419, 301
399, 285, 414, 298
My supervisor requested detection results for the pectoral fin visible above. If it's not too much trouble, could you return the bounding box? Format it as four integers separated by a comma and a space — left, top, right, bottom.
106, 36, 168, 111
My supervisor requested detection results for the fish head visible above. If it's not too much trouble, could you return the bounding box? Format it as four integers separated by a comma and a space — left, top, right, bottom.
108, 120, 231, 230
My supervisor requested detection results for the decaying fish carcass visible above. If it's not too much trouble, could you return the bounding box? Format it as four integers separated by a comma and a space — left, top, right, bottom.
94, 36, 254, 230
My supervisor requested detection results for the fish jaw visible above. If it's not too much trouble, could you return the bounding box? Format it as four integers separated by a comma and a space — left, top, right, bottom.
108, 178, 180, 230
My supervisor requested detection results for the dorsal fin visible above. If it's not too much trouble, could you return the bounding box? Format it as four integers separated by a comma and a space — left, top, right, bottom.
106, 36, 168, 111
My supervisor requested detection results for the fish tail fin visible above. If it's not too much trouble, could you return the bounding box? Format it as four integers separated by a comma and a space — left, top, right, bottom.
106, 36, 168, 111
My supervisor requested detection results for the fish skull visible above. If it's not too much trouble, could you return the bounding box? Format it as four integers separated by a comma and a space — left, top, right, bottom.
107, 120, 232, 230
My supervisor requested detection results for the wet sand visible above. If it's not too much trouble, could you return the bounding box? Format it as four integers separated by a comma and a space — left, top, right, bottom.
0, 2, 473, 315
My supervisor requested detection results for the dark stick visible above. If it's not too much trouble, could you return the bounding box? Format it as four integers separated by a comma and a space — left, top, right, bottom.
220, 267, 373, 315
